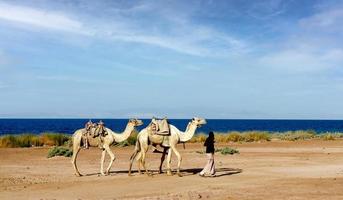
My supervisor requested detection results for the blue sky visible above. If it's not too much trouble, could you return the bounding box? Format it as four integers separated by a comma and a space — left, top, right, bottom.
0, 0, 342, 119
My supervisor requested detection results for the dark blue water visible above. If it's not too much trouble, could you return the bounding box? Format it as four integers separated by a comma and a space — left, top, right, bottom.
0, 119, 342, 135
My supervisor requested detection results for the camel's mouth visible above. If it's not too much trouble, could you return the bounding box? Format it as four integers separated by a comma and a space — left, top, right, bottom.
135, 120, 144, 126
192, 118, 207, 127
137, 122, 144, 126
198, 119, 207, 126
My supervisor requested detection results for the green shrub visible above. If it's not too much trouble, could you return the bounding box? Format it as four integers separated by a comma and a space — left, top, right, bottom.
196, 147, 239, 155
47, 146, 73, 158
217, 147, 239, 155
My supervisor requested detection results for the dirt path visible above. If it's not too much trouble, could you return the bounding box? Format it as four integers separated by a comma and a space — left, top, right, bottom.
1, 140, 343, 199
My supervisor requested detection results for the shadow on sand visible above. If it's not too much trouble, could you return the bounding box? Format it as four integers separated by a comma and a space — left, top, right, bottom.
84, 167, 242, 177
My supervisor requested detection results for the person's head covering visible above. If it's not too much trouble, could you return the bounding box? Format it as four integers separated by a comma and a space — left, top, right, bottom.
208, 131, 215, 141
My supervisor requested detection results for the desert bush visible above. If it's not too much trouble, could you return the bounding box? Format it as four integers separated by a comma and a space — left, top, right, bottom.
189, 133, 207, 143
0, 134, 42, 147
217, 147, 239, 155
0, 133, 71, 148
192, 131, 271, 143
274, 130, 315, 141
242, 131, 271, 142
16, 134, 42, 147
225, 132, 244, 142
322, 134, 335, 140
0, 135, 15, 147
196, 147, 239, 155
40, 133, 70, 146
214, 134, 227, 142
217, 131, 271, 142
319, 133, 343, 140
47, 146, 73, 158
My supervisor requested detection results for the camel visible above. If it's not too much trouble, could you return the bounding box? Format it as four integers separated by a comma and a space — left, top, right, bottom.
71, 119, 143, 176
128, 117, 206, 177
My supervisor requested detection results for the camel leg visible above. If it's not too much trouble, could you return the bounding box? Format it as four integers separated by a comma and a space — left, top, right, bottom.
136, 151, 143, 174
100, 149, 106, 176
104, 145, 116, 175
166, 147, 173, 176
140, 144, 151, 176
159, 148, 168, 174
128, 148, 140, 176
71, 147, 81, 176
170, 144, 182, 177
71, 142, 82, 176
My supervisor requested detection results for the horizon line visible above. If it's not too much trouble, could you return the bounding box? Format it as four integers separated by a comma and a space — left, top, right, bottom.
0, 118, 342, 121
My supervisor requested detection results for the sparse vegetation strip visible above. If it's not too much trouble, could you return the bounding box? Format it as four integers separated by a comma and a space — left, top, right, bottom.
1, 130, 342, 148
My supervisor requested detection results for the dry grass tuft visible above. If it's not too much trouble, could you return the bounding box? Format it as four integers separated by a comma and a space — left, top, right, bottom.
189, 133, 207, 143
273, 130, 315, 141
192, 131, 271, 143
0, 133, 71, 148
1, 130, 343, 148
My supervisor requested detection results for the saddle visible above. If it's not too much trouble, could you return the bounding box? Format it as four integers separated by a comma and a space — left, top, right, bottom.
149, 117, 170, 136
93, 123, 108, 138
82, 120, 108, 149
148, 118, 170, 147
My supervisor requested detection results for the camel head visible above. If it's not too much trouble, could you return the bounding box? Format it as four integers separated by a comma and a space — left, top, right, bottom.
191, 117, 207, 127
128, 118, 144, 127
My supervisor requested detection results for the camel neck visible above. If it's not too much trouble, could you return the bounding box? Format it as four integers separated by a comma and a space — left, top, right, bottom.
111, 123, 134, 143
179, 122, 197, 142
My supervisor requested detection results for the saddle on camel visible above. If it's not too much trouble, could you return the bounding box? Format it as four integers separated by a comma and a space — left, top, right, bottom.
82, 120, 108, 149
148, 117, 171, 149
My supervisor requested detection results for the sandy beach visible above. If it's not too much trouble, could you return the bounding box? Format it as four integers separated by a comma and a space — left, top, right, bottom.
1, 140, 343, 200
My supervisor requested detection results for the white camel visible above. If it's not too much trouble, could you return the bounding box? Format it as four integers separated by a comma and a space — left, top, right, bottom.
71, 119, 143, 176
128, 117, 206, 177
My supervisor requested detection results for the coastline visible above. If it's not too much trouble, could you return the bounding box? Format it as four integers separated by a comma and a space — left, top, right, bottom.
1, 119, 343, 135
1, 130, 342, 148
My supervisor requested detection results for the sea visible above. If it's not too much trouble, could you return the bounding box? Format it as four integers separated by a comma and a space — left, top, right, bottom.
0, 119, 342, 135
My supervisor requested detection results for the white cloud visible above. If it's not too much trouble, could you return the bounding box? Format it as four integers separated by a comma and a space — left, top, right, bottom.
0, 2, 90, 35
299, 8, 343, 30
257, 3, 343, 73
0, 2, 247, 57
247, 0, 289, 20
